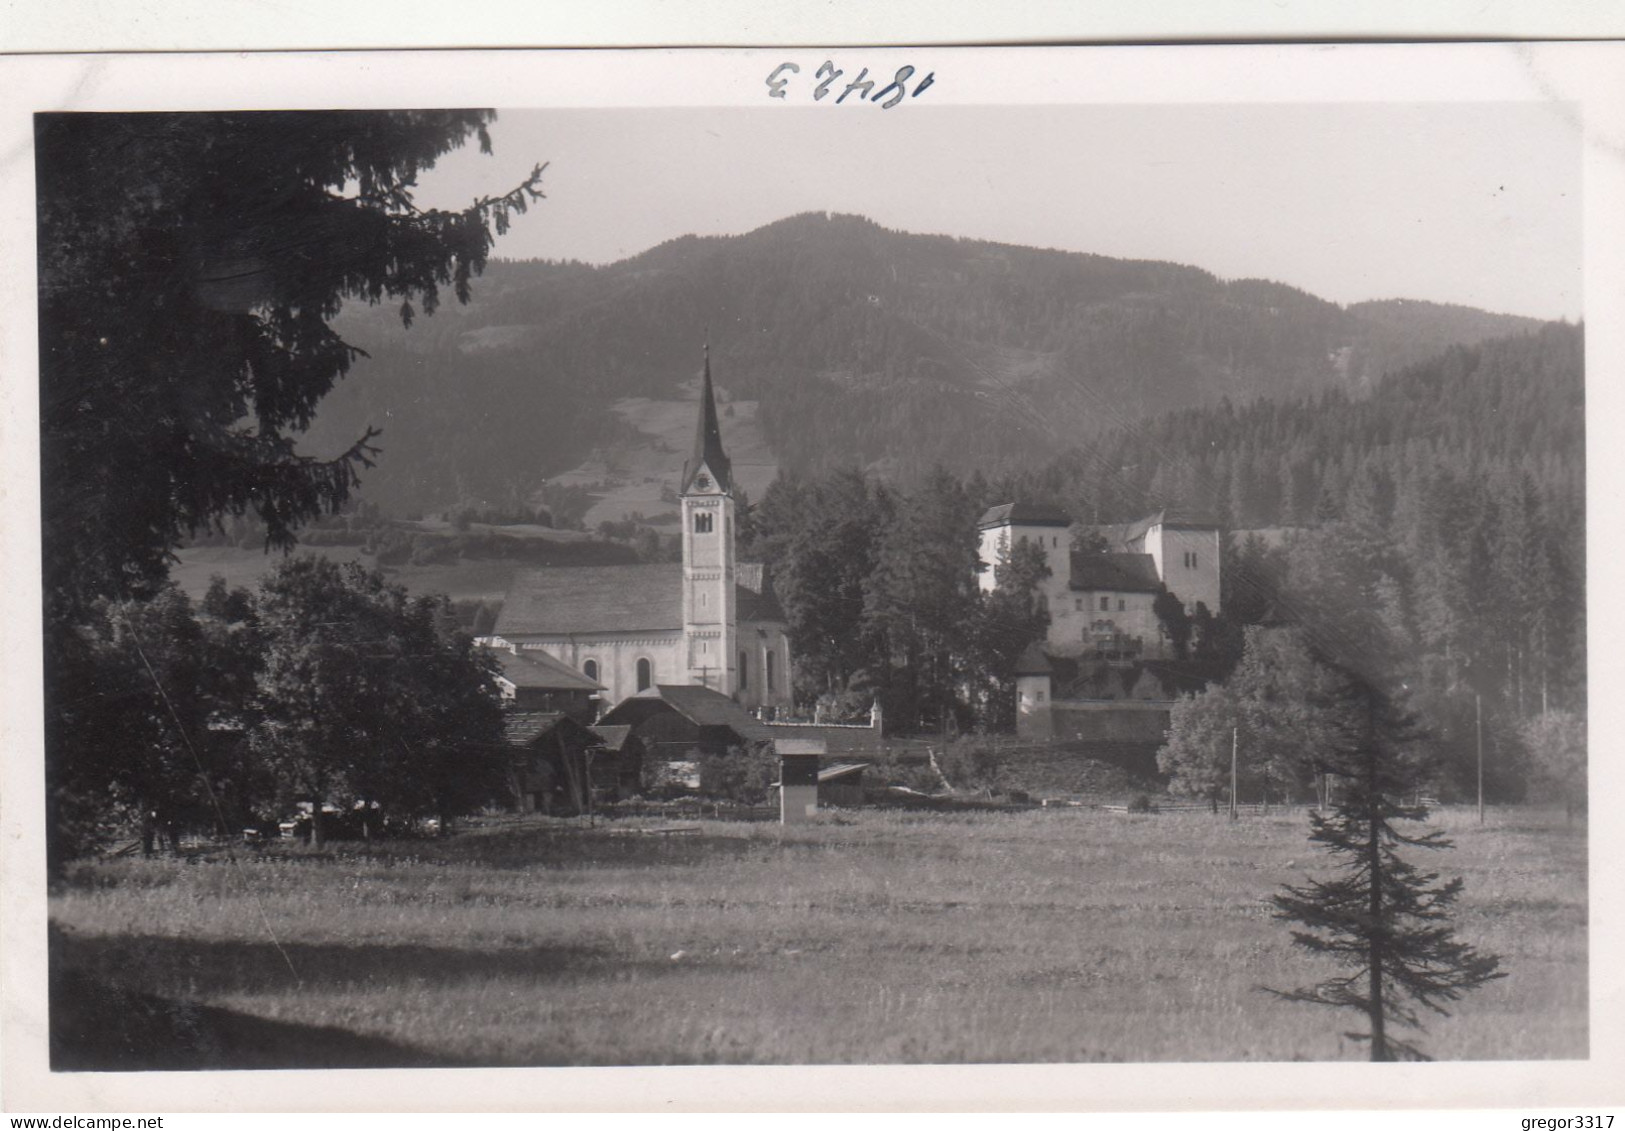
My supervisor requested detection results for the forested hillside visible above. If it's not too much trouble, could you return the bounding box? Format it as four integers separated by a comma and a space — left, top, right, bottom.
1009, 322, 1586, 796
303, 212, 1540, 515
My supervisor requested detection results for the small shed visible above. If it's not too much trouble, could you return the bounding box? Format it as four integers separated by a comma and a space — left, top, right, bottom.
505, 712, 619, 814
817, 762, 871, 808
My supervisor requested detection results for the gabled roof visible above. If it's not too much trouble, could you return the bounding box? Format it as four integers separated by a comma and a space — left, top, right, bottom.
680, 343, 732, 494
600, 683, 778, 746
497, 563, 785, 637
1068, 551, 1161, 593
978, 501, 1072, 529
737, 570, 787, 624
503, 711, 568, 746
491, 647, 605, 692
588, 724, 634, 752
498, 563, 683, 636
1109, 507, 1220, 549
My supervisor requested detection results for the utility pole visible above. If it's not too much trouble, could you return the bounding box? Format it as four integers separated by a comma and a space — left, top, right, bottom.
1230, 726, 1239, 822
1476, 692, 1484, 825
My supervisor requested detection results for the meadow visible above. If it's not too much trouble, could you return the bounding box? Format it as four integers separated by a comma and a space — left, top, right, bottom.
48, 806, 1586, 1069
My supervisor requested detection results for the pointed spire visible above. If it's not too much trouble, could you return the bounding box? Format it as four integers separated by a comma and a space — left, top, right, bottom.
681, 332, 732, 494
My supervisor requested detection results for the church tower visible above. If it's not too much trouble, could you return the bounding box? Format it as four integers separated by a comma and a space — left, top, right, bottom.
679, 340, 737, 695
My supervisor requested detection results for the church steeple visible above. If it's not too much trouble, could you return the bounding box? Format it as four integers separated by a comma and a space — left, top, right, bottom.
681, 337, 732, 495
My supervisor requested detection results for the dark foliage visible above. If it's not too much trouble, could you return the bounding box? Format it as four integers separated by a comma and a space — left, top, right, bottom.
1264, 675, 1505, 1061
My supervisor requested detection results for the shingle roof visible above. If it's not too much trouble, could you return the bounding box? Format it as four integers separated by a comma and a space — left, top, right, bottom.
503, 711, 567, 746
497, 563, 786, 637
600, 684, 778, 746
491, 647, 605, 692
1068, 551, 1162, 592
588, 724, 633, 751
498, 563, 683, 636
978, 501, 1073, 529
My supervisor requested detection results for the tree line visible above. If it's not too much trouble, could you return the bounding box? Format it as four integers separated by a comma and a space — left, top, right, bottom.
51, 560, 509, 858
39, 110, 545, 866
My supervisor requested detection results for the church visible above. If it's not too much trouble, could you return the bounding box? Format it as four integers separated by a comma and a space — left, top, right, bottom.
489, 347, 794, 714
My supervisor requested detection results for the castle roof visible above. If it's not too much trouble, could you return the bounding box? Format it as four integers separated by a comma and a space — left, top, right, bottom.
1014, 642, 1053, 676
1068, 551, 1162, 593
978, 501, 1072, 529
496, 562, 785, 638
680, 342, 732, 494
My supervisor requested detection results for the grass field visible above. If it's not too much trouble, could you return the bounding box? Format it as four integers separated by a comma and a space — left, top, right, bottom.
48, 806, 1586, 1069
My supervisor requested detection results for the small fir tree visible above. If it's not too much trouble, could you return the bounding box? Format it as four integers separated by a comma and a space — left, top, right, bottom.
1265, 674, 1505, 1061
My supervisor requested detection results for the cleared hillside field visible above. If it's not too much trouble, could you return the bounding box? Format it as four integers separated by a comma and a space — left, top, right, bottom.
48, 807, 1585, 1069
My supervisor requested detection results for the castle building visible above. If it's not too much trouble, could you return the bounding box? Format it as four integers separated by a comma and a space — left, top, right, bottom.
490, 346, 793, 713
977, 503, 1221, 661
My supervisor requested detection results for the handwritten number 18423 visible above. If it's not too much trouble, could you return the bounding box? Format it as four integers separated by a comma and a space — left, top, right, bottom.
766, 62, 935, 108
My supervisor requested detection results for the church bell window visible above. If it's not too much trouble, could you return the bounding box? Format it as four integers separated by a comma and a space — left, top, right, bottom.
694, 511, 713, 534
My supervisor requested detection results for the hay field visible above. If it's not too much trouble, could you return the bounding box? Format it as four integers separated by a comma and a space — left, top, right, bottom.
48, 807, 1586, 1069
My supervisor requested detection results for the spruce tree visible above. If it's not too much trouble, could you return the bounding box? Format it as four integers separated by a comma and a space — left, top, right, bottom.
1265, 674, 1505, 1061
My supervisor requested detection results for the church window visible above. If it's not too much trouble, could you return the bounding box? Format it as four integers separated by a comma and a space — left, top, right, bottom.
637, 658, 652, 692
766, 650, 776, 693
739, 651, 749, 690
583, 658, 598, 682
694, 511, 713, 534
1099, 596, 1110, 611
699, 590, 707, 608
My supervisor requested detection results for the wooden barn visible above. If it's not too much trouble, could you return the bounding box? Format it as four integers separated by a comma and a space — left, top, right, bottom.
505, 712, 623, 814
596, 683, 777, 791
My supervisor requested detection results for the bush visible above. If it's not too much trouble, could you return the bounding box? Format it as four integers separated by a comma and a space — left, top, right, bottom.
698, 744, 776, 804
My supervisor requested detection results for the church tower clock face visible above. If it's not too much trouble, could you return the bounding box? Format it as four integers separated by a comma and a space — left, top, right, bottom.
695, 473, 710, 491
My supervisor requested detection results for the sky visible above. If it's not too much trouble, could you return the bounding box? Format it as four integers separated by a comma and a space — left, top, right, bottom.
415, 102, 1583, 322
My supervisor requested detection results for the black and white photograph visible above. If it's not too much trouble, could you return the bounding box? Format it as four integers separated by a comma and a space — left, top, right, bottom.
2, 39, 1621, 1115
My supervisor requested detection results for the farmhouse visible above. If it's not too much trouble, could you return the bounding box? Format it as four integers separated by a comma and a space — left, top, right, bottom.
489, 646, 603, 722
490, 346, 794, 713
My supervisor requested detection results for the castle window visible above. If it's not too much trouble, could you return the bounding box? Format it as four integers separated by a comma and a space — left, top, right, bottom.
1100, 596, 1110, 612
739, 651, 749, 690
1118, 598, 1126, 612
1184, 551, 1198, 569
1036, 690, 1045, 703
636, 658, 652, 692
583, 659, 598, 682
694, 512, 713, 534
1075, 598, 1083, 611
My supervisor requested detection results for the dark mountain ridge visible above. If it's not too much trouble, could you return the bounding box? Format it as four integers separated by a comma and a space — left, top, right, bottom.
306, 212, 1545, 515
